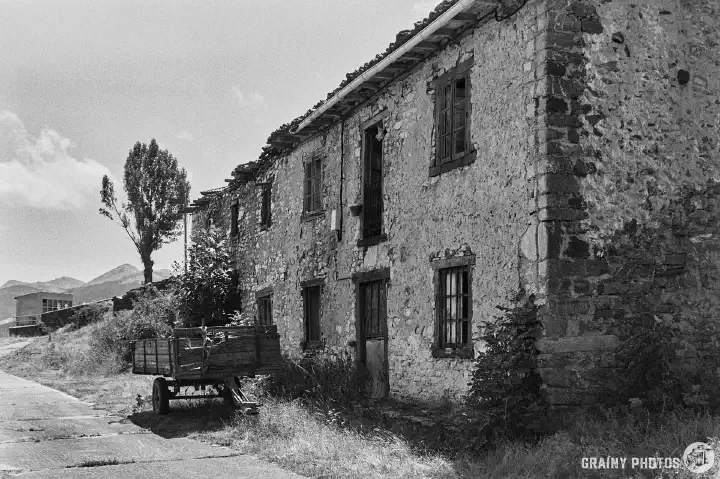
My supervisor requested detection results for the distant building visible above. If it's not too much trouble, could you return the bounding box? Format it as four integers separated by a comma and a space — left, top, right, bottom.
14, 292, 73, 326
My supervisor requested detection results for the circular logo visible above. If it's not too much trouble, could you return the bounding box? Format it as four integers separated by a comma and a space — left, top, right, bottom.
683, 442, 715, 474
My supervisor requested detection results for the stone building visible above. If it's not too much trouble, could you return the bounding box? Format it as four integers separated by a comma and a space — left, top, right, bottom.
191, 0, 719, 406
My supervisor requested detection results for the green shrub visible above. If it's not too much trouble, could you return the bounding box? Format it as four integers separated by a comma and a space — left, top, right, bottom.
466, 293, 547, 448
68, 303, 110, 330
258, 351, 368, 408
88, 286, 175, 369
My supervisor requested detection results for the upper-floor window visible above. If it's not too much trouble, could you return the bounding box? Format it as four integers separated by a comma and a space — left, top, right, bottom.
230, 203, 239, 236
359, 119, 386, 246
303, 155, 323, 215
431, 255, 474, 359
260, 183, 272, 228
430, 57, 475, 177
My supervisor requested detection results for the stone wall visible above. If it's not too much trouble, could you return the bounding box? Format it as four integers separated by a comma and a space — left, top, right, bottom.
193, 1, 544, 402
533, 0, 720, 406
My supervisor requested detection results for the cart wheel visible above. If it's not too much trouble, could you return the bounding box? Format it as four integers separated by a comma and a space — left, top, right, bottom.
152, 378, 170, 415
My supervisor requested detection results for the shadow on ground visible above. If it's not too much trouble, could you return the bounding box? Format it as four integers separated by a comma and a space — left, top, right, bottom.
129, 400, 238, 439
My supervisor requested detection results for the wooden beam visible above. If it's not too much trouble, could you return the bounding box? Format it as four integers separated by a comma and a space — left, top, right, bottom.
414, 40, 439, 50
452, 12, 478, 22
400, 51, 425, 60
431, 27, 457, 37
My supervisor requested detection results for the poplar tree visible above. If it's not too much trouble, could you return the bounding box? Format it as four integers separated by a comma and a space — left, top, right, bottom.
100, 139, 190, 284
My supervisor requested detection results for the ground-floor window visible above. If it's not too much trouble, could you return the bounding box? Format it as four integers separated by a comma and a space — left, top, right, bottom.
302, 283, 322, 343
431, 255, 474, 358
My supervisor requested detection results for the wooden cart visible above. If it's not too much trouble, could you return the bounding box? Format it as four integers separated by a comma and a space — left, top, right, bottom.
131, 325, 281, 415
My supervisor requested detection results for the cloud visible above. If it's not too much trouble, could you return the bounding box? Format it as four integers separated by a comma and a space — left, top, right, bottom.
231, 85, 265, 108
0, 110, 111, 210
174, 131, 194, 141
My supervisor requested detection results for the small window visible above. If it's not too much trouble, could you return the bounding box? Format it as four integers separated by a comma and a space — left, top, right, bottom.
230, 203, 239, 236
302, 284, 322, 343
303, 155, 323, 215
256, 293, 273, 325
431, 57, 474, 176
260, 184, 272, 228
42, 299, 48, 313
432, 256, 474, 358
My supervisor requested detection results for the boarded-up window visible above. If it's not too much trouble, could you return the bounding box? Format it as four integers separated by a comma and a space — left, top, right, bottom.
302, 285, 321, 342
303, 155, 323, 214
431, 57, 474, 176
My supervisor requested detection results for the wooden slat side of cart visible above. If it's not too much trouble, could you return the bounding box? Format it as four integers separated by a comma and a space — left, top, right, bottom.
131, 325, 281, 414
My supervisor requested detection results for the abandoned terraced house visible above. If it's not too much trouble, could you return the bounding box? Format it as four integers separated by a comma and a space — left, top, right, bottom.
190, 0, 720, 406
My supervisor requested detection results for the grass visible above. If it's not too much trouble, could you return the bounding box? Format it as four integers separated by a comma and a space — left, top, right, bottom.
3, 323, 720, 478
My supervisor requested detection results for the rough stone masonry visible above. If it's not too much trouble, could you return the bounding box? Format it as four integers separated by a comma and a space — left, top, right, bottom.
192, 0, 720, 407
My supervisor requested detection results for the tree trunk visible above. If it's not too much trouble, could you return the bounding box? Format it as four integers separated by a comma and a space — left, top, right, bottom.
141, 254, 154, 284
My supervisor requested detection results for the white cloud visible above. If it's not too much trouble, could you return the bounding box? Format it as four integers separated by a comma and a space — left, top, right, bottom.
231, 85, 265, 108
174, 131, 194, 141
231, 85, 245, 104
0, 110, 111, 210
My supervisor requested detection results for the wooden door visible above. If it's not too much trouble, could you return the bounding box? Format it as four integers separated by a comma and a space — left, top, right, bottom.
358, 278, 388, 398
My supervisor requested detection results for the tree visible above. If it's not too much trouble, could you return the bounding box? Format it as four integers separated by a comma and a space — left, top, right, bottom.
100, 139, 190, 284
173, 226, 235, 327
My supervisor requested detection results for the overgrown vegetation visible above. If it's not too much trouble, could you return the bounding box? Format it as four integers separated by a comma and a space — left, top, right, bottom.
88, 285, 175, 367
466, 293, 547, 448
172, 226, 238, 326
66, 302, 111, 330
257, 350, 368, 408
598, 319, 720, 415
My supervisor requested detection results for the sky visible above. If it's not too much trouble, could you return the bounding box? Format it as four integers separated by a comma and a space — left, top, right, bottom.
0, 0, 439, 286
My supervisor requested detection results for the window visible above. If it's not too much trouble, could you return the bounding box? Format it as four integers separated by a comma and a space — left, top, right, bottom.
43, 299, 63, 313
432, 256, 474, 358
352, 268, 390, 339
225, 270, 242, 314
360, 122, 385, 245
230, 203, 239, 236
430, 57, 474, 176
302, 282, 322, 344
260, 184, 271, 228
256, 289, 273, 326
303, 155, 323, 215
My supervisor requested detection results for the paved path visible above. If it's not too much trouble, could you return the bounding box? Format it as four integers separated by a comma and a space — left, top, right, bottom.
0, 343, 302, 478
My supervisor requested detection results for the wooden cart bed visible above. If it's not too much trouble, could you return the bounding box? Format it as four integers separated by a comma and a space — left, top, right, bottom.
132, 325, 281, 380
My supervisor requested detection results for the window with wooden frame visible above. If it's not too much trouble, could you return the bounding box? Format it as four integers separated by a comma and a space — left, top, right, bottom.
256, 287, 273, 325
303, 154, 323, 215
230, 202, 239, 236
431, 255, 474, 358
359, 116, 387, 246
430, 57, 475, 177
301, 280, 323, 346
259, 183, 271, 228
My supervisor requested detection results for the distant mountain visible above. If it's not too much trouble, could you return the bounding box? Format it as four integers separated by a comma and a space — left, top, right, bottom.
0, 265, 174, 317
45, 276, 86, 290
